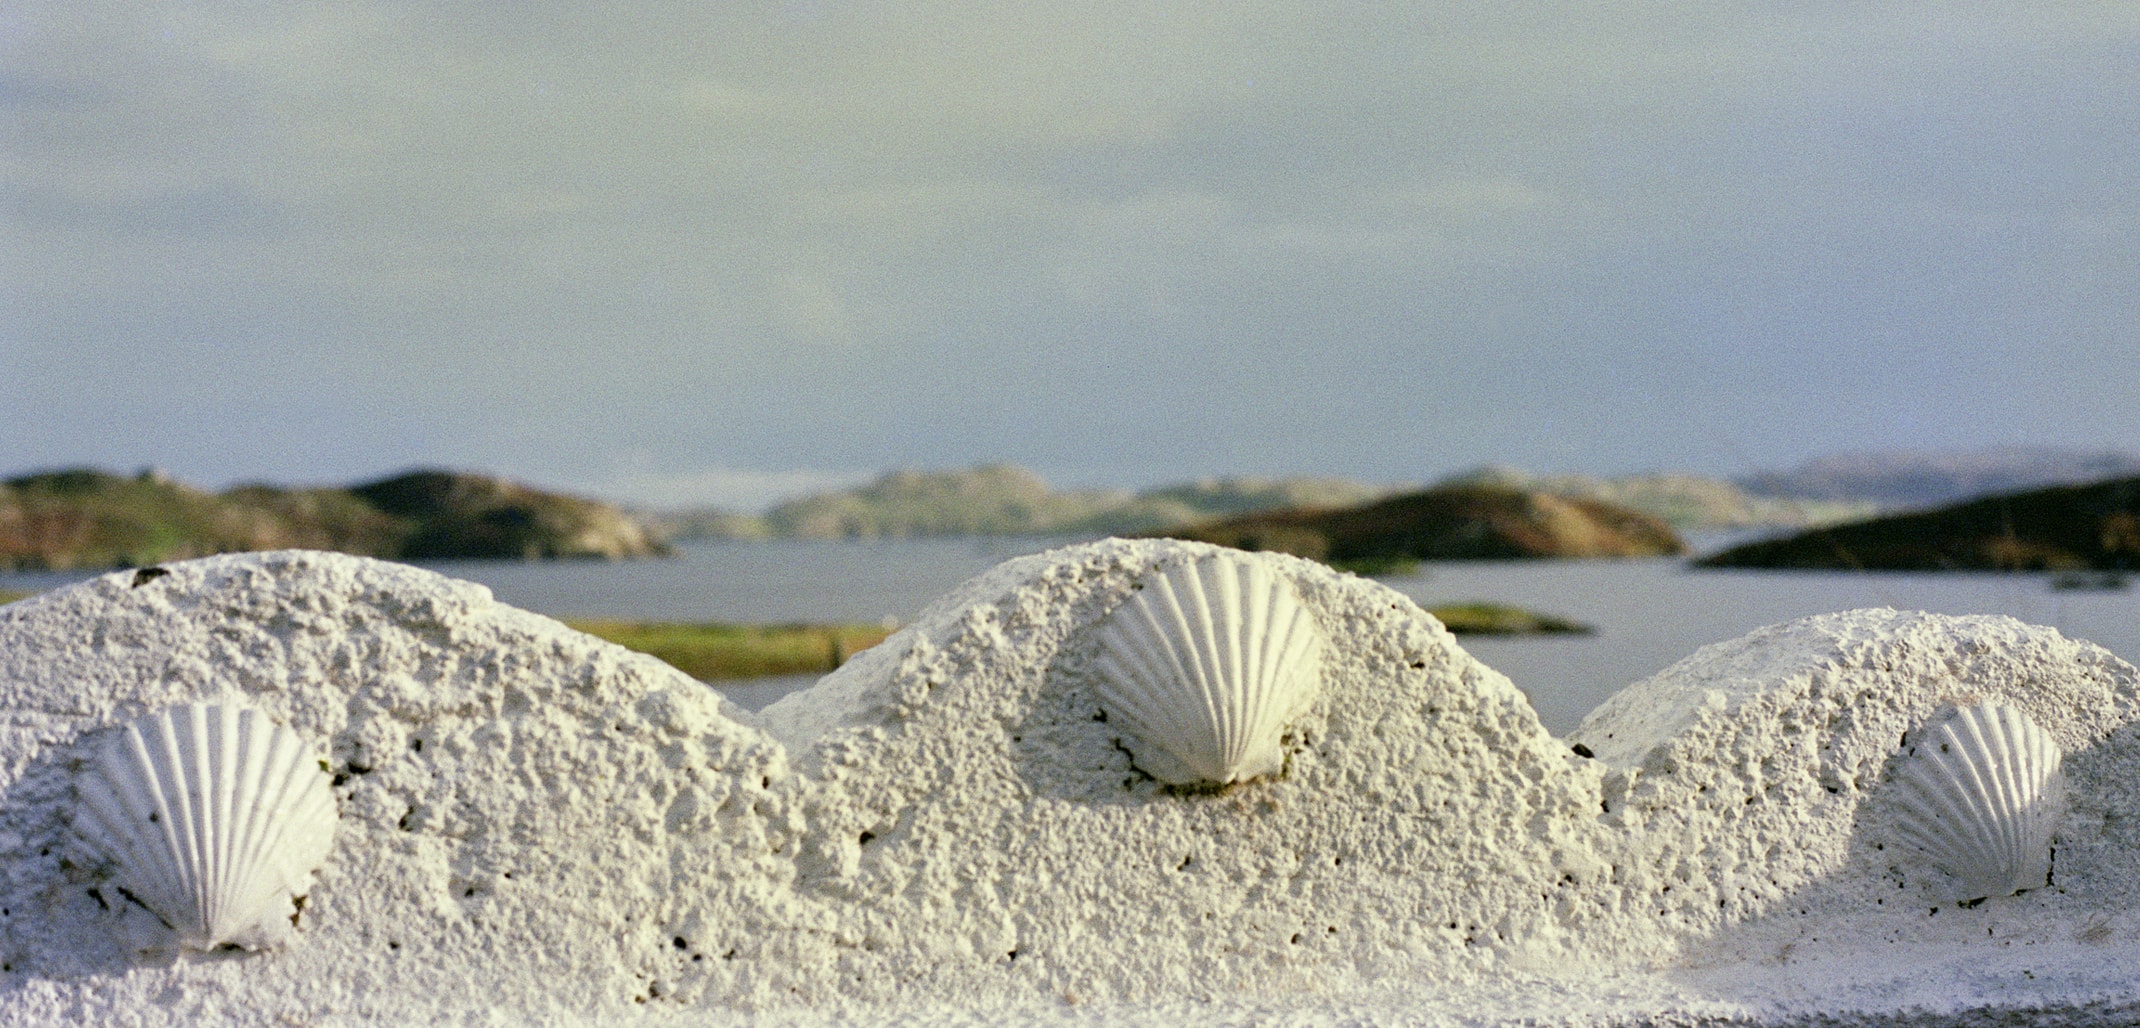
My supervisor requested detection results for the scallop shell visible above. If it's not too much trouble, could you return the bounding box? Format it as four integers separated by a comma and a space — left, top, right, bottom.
1091, 552, 1324, 785
1889, 701, 2064, 903
74, 702, 339, 950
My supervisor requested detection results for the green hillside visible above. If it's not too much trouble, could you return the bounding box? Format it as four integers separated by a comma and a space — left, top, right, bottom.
0, 467, 669, 570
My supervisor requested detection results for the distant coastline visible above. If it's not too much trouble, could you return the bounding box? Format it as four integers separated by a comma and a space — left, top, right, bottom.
646, 462, 1876, 544
16, 447, 2137, 575
646, 465, 1397, 542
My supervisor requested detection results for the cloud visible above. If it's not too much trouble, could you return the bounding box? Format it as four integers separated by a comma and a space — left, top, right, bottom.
5, 3, 2139, 488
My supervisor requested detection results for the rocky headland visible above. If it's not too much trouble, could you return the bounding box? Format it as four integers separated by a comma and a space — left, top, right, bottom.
347, 469, 667, 560
0, 467, 668, 570
1700, 475, 2140, 571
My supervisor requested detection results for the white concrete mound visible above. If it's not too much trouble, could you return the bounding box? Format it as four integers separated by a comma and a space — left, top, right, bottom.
0, 545, 2134, 1025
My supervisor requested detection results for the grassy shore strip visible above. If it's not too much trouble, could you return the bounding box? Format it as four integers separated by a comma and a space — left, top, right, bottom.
563, 619, 895, 681
571, 601, 1588, 685
1429, 602, 1593, 636
0, 592, 1582, 680
1327, 555, 1421, 577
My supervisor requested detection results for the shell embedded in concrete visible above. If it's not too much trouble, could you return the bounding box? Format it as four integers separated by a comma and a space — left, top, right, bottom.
74, 702, 339, 950
1089, 551, 1324, 785
1890, 701, 2064, 903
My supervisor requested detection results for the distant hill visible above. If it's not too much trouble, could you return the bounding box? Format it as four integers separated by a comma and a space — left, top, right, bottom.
349, 470, 668, 560
661, 463, 1868, 541
645, 508, 775, 543
0, 467, 668, 570
1163, 485, 1686, 562
662, 465, 1397, 541
1438, 465, 1876, 529
1737, 446, 2140, 508
1699, 476, 2140, 571
759, 465, 1125, 539
1104, 477, 1394, 533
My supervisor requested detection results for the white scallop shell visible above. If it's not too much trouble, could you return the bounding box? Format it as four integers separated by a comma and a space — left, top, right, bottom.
74, 702, 339, 950
1091, 552, 1324, 785
1889, 701, 2064, 903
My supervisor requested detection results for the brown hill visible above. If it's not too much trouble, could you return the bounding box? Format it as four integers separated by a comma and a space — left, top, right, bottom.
1162, 485, 1686, 562
1699, 475, 2140, 571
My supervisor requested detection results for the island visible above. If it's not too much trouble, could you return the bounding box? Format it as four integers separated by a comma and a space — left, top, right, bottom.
1698, 475, 2140, 572
1159, 484, 1686, 563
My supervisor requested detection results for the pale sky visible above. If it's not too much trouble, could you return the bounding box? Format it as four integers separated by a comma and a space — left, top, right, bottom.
5, 3, 2137, 510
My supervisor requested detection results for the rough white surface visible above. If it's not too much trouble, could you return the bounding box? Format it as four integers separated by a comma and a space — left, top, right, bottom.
0, 545, 2135, 1024
750, 536, 1613, 1009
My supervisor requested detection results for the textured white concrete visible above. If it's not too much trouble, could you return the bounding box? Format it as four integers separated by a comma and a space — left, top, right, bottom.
0, 544, 2133, 1024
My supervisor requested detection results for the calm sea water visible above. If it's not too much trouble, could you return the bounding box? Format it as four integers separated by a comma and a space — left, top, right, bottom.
8, 536, 2135, 736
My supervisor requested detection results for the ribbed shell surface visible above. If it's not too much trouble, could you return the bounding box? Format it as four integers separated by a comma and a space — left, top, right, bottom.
1890, 702, 2064, 903
74, 703, 339, 950
1090, 552, 1324, 785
